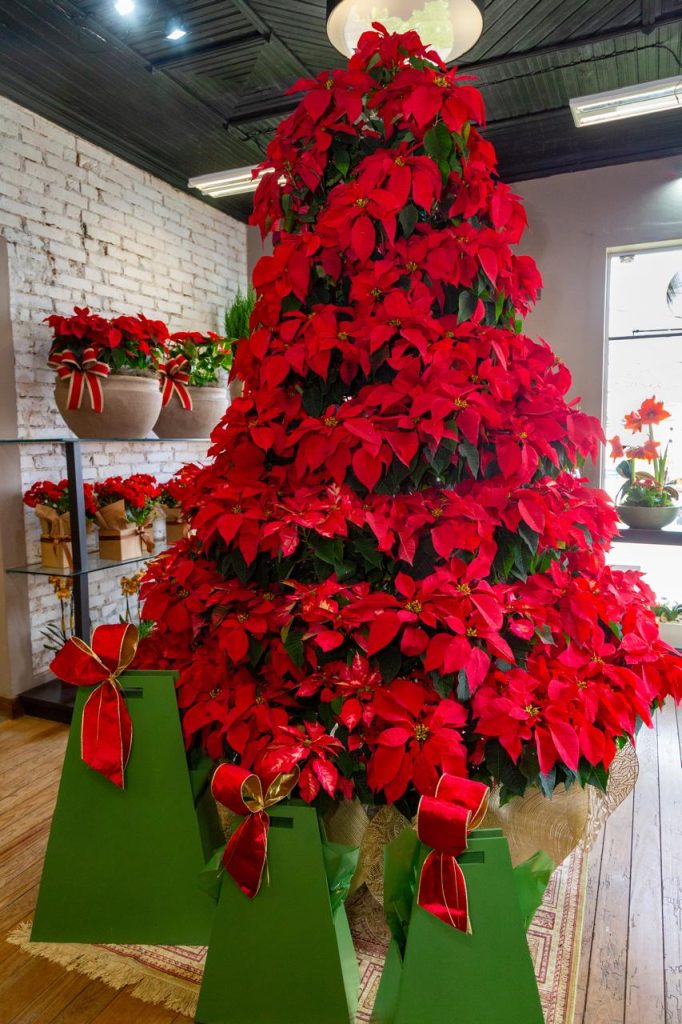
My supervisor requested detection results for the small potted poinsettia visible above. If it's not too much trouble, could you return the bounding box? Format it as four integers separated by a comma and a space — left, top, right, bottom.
609, 396, 679, 530
46, 307, 168, 438
154, 331, 232, 438
23, 479, 97, 569
159, 463, 201, 543
93, 473, 160, 561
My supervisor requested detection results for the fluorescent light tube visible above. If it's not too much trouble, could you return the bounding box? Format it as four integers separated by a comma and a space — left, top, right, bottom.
570, 76, 682, 127
188, 166, 282, 198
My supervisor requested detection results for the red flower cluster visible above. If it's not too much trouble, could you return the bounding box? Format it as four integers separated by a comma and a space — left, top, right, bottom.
46, 309, 227, 381
136, 28, 682, 812
46, 307, 169, 374
94, 474, 160, 525
159, 464, 202, 512
23, 479, 97, 518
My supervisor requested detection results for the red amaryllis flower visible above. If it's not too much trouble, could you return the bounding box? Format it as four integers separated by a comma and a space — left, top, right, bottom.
624, 410, 643, 432
638, 396, 670, 425
609, 435, 624, 459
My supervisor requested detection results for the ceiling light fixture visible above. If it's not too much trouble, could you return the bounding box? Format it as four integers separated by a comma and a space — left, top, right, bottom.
114, 0, 135, 15
326, 0, 483, 63
188, 166, 281, 198
166, 18, 187, 41
570, 76, 682, 127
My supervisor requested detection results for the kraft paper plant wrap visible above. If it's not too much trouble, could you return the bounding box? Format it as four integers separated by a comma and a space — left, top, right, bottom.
95, 499, 155, 554
34, 505, 74, 568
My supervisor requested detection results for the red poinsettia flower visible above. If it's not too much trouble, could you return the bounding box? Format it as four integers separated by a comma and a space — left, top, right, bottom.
366, 678, 467, 802
255, 721, 346, 802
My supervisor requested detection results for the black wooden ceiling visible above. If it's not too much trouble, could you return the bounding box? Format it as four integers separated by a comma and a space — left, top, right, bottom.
1, 0, 681, 222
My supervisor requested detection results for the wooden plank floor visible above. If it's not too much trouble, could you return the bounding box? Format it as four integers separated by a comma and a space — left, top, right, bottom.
0, 708, 680, 1023
574, 701, 682, 1024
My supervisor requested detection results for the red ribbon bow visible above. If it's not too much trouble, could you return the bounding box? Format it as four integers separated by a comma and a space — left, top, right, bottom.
211, 763, 299, 899
50, 624, 138, 788
49, 347, 110, 412
416, 774, 490, 933
159, 355, 193, 410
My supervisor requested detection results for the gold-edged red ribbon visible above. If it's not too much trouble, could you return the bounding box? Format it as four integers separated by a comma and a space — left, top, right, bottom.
211, 763, 299, 899
416, 775, 490, 932
50, 624, 138, 788
49, 347, 110, 412
159, 355, 192, 410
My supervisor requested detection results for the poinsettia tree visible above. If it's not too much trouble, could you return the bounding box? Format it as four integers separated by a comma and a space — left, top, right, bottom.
138, 27, 682, 812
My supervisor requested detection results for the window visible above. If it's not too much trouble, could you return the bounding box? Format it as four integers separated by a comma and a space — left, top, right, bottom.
603, 245, 682, 603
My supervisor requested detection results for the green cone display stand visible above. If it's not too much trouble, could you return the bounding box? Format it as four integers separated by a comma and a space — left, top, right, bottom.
372, 827, 544, 1024
32, 670, 215, 944
195, 803, 359, 1024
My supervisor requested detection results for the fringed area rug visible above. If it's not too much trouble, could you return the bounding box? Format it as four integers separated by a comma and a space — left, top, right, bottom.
10, 848, 586, 1023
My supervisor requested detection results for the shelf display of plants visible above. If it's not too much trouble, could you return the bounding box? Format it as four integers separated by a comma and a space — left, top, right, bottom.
23, 479, 97, 569
155, 331, 232, 438
159, 463, 201, 543
93, 473, 160, 560
609, 396, 679, 530
47, 307, 168, 438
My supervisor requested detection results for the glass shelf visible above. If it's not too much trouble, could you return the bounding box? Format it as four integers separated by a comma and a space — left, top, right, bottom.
6, 543, 167, 578
0, 436, 210, 444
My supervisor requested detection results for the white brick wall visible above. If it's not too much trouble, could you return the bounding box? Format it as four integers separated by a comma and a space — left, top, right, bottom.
0, 94, 248, 678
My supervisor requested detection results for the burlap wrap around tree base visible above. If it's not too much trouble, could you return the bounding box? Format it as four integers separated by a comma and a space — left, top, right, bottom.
324, 744, 639, 902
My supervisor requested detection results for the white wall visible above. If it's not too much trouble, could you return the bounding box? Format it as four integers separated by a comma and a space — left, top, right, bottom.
515, 155, 682, 599
0, 94, 248, 697
517, 154, 682, 480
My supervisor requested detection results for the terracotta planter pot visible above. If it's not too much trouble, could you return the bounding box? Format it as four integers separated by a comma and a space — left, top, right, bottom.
617, 504, 680, 530
55, 375, 162, 439
154, 385, 228, 439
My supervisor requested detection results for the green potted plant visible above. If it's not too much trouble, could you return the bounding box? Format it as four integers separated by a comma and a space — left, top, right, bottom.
653, 600, 682, 649
47, 307, 168, 438
224, 288, 254, 401
609, 396, 679, 530
154, 331, 232, 438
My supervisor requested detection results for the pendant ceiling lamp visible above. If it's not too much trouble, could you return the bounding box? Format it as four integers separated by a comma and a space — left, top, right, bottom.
327, 0, 484, 63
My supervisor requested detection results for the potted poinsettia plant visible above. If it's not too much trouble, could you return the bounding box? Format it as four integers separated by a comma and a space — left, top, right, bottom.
159, 463, 201, 543
46, 307, 168, 438
609, 396, 679, 530
93, 473, 160, 561
23, 479, 97, 569
154, 331, 231, 438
